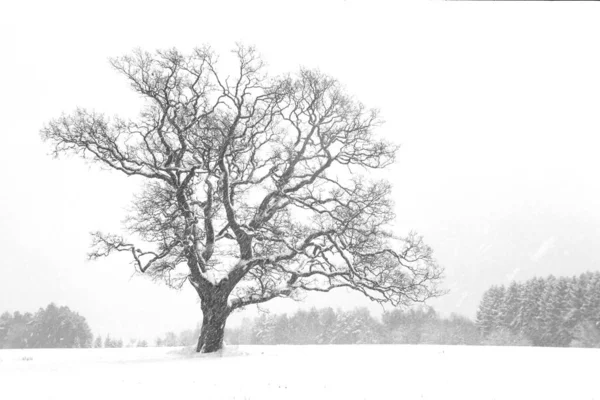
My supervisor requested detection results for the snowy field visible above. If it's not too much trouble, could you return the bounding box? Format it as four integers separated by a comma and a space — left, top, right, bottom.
0, 345, 598, 400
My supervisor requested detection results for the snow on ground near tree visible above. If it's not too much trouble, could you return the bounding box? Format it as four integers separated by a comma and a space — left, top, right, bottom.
0, 345, 597, 400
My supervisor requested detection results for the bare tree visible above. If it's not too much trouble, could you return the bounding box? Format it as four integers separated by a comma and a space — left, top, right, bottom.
41, 45, 444, 353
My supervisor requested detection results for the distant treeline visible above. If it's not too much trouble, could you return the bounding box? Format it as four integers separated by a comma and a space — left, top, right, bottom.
151, 329, 199, 347
225, 307, 481, 346
0, 303, 93, 349
476, 272, 600, 348
92, 335, 127, 348
4, 272, 599, 350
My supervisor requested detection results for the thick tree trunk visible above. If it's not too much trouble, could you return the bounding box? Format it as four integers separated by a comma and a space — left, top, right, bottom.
196, 294, 231, 353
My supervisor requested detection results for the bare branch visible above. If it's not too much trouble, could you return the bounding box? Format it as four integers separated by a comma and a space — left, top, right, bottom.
41, 45, 443, 353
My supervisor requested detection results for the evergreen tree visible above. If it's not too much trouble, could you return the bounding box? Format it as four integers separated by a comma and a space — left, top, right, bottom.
589, 272, 600, 329
491, 285, 506, 331
381, 306, 435, 344
538, 275, 557, 345
333, 308, 382, 344
287, 310, 312, 344
317, 308, 337, 344
476, 285, 504, 337
444, 313, 480, 345
566, 275, 586, 332
519, 278, 546, 345
582, 272, 600, 323
253, 313, 276, 344
499, 281, 522, 334
273, 314, 292, 345
541, 277, 571, 346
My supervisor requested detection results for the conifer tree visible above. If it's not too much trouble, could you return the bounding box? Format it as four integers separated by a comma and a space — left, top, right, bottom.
519, 278, 546, 345
499, 281, 521, 334
566, 275, 586, 331
476, 285, 504, 337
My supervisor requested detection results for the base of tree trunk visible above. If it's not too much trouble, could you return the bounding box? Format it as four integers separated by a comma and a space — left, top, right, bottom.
196, 305, 229, 353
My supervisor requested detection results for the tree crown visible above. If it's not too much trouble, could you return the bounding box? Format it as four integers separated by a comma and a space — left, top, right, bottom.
41, 45, 443, 311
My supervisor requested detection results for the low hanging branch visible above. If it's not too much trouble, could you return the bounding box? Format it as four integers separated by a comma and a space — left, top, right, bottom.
40, 44, 444, 353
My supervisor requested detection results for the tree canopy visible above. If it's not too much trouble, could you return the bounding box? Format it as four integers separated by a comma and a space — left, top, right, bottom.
41, 45, 443, 352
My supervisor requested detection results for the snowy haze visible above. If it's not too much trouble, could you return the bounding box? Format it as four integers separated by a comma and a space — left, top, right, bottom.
2, 0, 600, 342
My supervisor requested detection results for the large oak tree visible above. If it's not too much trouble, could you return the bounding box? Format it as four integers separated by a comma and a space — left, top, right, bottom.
41, 45, 443, 353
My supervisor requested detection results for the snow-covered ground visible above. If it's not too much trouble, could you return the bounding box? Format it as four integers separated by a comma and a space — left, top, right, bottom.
0, 345, 597, 400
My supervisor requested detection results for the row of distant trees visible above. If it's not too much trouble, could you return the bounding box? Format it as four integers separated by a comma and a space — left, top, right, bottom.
1, 303, 479, 349
91, 336, 154, 348
476, 272, 600, 347
4, 272, 600, 349
0, 302, 190, 349
154, 329, 199, 347
225, 307, 480, 346
94, 331, 201, 348
0, 303, 93, 349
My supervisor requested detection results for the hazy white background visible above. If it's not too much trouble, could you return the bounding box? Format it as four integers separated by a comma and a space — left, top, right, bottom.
1, 0, 600, 342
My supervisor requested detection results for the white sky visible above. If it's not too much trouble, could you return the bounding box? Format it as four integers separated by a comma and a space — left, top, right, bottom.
2, 0, 600, 341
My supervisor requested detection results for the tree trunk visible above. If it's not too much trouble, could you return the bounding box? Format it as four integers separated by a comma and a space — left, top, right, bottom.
196, 294, 231, 353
